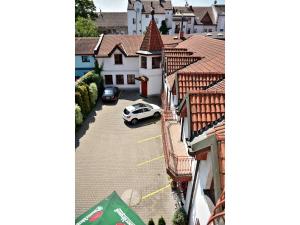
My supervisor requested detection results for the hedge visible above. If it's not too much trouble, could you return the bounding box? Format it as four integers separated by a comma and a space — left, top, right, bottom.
89, 82, 98, 106
75, 83, 91, 118
172, 208, 188, 225
77, 70, 103, 95
75, 104, 83, 126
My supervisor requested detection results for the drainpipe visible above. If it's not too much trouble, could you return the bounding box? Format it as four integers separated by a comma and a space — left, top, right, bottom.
187, 160, 200, 217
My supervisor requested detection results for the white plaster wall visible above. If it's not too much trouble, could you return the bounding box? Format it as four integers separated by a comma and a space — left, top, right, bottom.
181, 117, 189, 140
141, 14, 166, 34
127, 10, 136, 35
165, 10, 173, 29
96, 49, 139, 89
187, 154, 214, 225
217, 15, 225, 32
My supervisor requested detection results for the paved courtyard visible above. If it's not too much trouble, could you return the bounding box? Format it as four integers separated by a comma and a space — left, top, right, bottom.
76, 90, 176, 223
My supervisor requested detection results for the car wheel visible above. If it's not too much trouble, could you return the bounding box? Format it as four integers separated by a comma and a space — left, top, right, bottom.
153, 112, 161, 118
131, 118, 138, 125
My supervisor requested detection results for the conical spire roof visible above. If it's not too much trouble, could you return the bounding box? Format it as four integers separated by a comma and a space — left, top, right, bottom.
139, 10, 164, 52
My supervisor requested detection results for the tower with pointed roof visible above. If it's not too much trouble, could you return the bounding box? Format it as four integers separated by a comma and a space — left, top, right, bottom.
136, 10, 163, 97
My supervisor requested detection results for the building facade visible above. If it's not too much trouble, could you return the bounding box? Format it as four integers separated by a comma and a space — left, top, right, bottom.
75, 37, 101, 79
127, 0, 225, 35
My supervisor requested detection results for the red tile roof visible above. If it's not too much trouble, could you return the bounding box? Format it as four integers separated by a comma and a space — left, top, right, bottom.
140, 17, 164, 52
177, 73, 225, 100
179, 90, 225, 136
128, 0, 173, 14
75, 38, 99, 55
96, 35, 183, 57
207, 79, 225, 92
165, 56, 202, 75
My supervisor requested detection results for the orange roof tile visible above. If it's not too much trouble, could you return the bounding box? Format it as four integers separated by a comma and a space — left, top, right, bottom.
179, 90, 225, 136
165, 56, 202, 75
177, 73, 225, 100
140, 14, 164, 52
207, 79, 225, 92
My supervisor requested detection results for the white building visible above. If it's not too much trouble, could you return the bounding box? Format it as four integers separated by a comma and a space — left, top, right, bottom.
127, 0, 173, 35
127, 0, 225, 35
95, 11, 183, 96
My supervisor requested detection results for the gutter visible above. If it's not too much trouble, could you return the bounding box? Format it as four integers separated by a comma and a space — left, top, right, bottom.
93, 34, 104, 56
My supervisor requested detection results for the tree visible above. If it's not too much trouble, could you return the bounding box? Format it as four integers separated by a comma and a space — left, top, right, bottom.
75, 17, 99, 37
94, 60, 101, 75
158, 217, 166, 225
148, 218, 155, 225
75, 0, 98, 21
159, 20, 169, 34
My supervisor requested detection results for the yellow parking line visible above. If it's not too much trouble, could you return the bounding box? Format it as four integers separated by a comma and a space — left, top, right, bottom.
142, 184, 171, 201
137, 135, 162, 143
137, 155, 164, 166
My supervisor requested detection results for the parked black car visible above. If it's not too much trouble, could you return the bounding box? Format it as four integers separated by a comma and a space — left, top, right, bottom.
101, 87, 119, 102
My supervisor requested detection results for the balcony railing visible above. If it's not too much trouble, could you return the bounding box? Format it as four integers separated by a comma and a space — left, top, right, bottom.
160, 93, 193, 180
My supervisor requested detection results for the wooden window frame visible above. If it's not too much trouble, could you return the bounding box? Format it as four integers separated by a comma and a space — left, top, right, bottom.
127, 74, 135, 85
116, 74, 124, 85
104, 75, 113, 85
114, 54, 123, 65
152, 57, 161, 69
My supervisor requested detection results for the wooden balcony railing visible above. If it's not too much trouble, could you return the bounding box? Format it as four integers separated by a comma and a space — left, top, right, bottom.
207, 191, 225, 225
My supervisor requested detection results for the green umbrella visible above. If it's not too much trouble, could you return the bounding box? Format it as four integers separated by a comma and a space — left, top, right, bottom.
75, 191, 146, 225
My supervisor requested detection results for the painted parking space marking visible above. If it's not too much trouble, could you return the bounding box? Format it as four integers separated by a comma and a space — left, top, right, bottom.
142, 184, 171, 201
137, 155, 164, 166
137, 134, 162, 143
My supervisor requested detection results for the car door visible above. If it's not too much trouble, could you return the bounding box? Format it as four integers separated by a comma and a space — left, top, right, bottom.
132, 109, 143, 119
142, 107, 152, 118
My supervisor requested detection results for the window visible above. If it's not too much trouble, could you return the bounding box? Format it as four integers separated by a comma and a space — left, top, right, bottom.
81, 56, 90, 62
146, 14, 149, 18
114, 54, 123, 64
208, 28, 212, 32
141, 56, 147, 68
133, 109, 143, 114
204, 28, 208, 32
143, 108, 150, 112
133, 18, 136, 24
220, 28, 224, 32
104, 75, 113, 85
152, 57, 161, 69
127, 74, 135, 84
116, 75, 124, 84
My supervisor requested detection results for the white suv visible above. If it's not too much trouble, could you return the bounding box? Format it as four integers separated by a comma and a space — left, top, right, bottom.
123, 103, 162, 125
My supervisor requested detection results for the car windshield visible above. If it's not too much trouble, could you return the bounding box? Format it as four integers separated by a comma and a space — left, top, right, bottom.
145, 104, 153, 109
132, 103, 146, 109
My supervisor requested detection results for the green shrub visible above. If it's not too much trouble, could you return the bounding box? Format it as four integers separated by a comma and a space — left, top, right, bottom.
76, 83, 91, 117
75, 92, 83, 109
75, 104, 83, 126
158, 217, 166, 225
148, 218, 155, 225
172, 208, 188, 225
89, 82, 98, 106
79, 70, 103, 94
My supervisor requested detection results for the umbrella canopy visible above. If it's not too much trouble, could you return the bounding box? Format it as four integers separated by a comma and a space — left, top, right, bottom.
75, 191, 146, 225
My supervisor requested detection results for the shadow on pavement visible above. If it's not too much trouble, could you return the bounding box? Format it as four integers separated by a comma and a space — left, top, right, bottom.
124, 116, 161, 129
119, 90, 161, 106
75, 100, 103, 149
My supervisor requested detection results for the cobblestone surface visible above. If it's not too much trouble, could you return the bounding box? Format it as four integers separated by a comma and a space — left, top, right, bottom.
76, 90, 176, 224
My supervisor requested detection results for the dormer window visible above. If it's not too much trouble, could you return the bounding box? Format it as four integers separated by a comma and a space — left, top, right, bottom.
114, 54, 123, 64
152, 57, 161, 69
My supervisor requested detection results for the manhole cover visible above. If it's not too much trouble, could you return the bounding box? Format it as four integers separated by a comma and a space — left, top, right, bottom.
121, 189, 141, 206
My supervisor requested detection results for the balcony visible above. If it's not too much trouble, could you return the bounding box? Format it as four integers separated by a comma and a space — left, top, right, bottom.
161, 94, 193, 182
